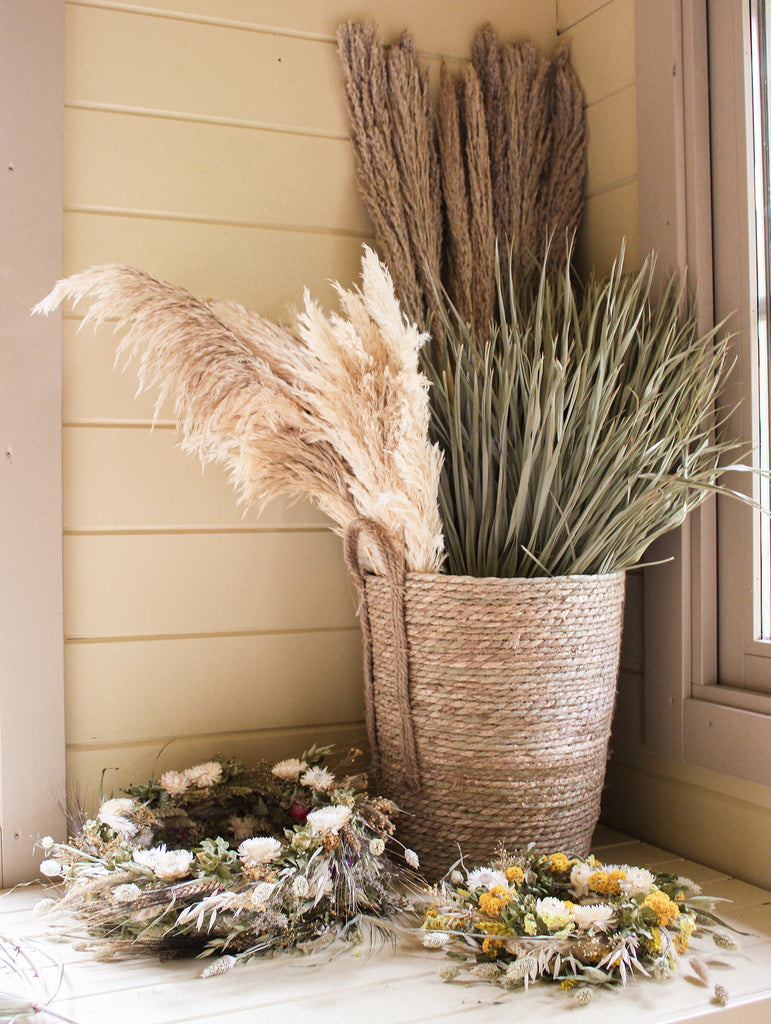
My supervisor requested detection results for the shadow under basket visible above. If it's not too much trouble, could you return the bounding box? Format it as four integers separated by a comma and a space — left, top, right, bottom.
345, 521, 626, 880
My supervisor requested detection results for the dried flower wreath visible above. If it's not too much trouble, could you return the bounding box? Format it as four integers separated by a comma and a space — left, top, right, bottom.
36, 747, 420, 974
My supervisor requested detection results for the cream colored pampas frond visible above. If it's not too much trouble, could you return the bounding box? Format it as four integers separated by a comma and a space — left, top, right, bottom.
34, 249, 444, 574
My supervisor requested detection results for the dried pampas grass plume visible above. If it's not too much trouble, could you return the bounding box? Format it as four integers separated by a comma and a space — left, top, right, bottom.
34, 248, 444, 575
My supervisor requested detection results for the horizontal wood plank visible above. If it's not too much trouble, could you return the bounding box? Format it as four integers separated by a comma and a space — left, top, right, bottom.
585, 84, 637, 197
63, 426, 331, 530
561, 0, 635, 107
65, 629, 363, 744
65, 3, 352, 136
577, 178, 640, 278
62, 531, 358, 638
557, 0, 613, 33
62, 211, 371, 318
70, 0, 557, 59
66, 720, 368, 802
64, 106, 370, 234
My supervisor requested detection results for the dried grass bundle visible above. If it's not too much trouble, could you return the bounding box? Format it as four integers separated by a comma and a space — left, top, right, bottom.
541, 44, 587, 268
502, 40, 553, 268
338, 20, 586, 338
458, 64, 495, 331
471, 25, 510, 247
337, 23, 424, 326
385, 31, 443, 346
35, 248, 444, 575
437, 62, 473, 324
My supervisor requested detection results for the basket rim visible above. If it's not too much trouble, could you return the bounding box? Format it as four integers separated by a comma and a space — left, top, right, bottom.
363, 568, 626, 586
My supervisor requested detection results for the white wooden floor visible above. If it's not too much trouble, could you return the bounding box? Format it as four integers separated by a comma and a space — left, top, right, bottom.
2, 827, 770, 1024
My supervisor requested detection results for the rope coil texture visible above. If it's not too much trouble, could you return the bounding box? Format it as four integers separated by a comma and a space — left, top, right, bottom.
344, 519, 626, 879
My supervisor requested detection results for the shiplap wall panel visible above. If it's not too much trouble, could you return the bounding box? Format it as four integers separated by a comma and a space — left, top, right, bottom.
563, 0, 635, 108
63, 427, 330, 530
557, 0, 611, 32
61, 0, 558, 794
63, 213, 369, 320
64, 108, 371, 234
584, 85, 637, 197
67, 722, 368, 806
63, 533, 356, 639
563, 0, 638, 275
65, 6, 352, 135
65, 631, 362, 745
95, 0, 558, 55
580, 180, 640, 272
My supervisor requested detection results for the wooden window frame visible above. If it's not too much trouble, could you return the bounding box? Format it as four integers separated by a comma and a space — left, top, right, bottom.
0, 0, 67, 885
638, 0, 771, 787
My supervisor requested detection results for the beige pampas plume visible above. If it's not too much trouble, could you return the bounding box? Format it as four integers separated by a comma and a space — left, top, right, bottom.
34, 248, 444, 574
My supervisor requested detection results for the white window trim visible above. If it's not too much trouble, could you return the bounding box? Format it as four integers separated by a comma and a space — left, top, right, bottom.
637, 0, 771, 788
0, 0, 66, 884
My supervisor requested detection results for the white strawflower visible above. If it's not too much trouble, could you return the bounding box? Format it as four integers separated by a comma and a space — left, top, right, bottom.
306, 804, 352, 835
40, 835, 55, 852
677, 875, 702, 896
133, 845, 193, 881
466, 867, 508, 891
569, 861, 593, 897
237, 836, 282, 866
160, 770, 189, 795
369, 837, 385, 856
405, 849, 420, 869
618, 866, 656, 897
300, 766, 336, 791
184, 761, 223, 788
422, 931, 450, 948
271, 758, 307, 781
536, 896, 573, 931
113, 883, 141, 903
228, 815, 258, 843
98, 798, 138, 839
572, 903, 616, 931
39, 859, 63, 878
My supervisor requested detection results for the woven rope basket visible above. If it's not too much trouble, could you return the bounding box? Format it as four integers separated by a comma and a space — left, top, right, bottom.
345, 520, 626, 879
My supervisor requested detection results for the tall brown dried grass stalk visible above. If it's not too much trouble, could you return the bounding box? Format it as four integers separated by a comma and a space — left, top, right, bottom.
34, 249, 444, 575
437, 61, 473, 324
338, 21, 586, 345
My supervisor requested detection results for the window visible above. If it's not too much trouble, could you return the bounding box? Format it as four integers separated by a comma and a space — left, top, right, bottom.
637, 0, 771, 787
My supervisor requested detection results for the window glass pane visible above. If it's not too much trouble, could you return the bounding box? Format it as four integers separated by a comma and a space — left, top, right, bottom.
750, 0, 771, 637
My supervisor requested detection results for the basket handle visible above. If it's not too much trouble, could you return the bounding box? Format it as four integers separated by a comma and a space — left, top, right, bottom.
343, 518, 421, 792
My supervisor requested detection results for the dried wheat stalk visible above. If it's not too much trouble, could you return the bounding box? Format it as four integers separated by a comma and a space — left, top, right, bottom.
471, 25, 510, 249
541, 43, 587, 268
458, 63, 495, 331
337, 22, 424, 326
34, 249, 444, 574
437, 60, 473, 323
385, 31, 443, 346
503, 40, 553, 268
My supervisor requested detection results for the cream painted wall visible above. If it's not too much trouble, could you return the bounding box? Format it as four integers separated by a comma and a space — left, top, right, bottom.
61, 0, 558, 798
558, 0, 771, 890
